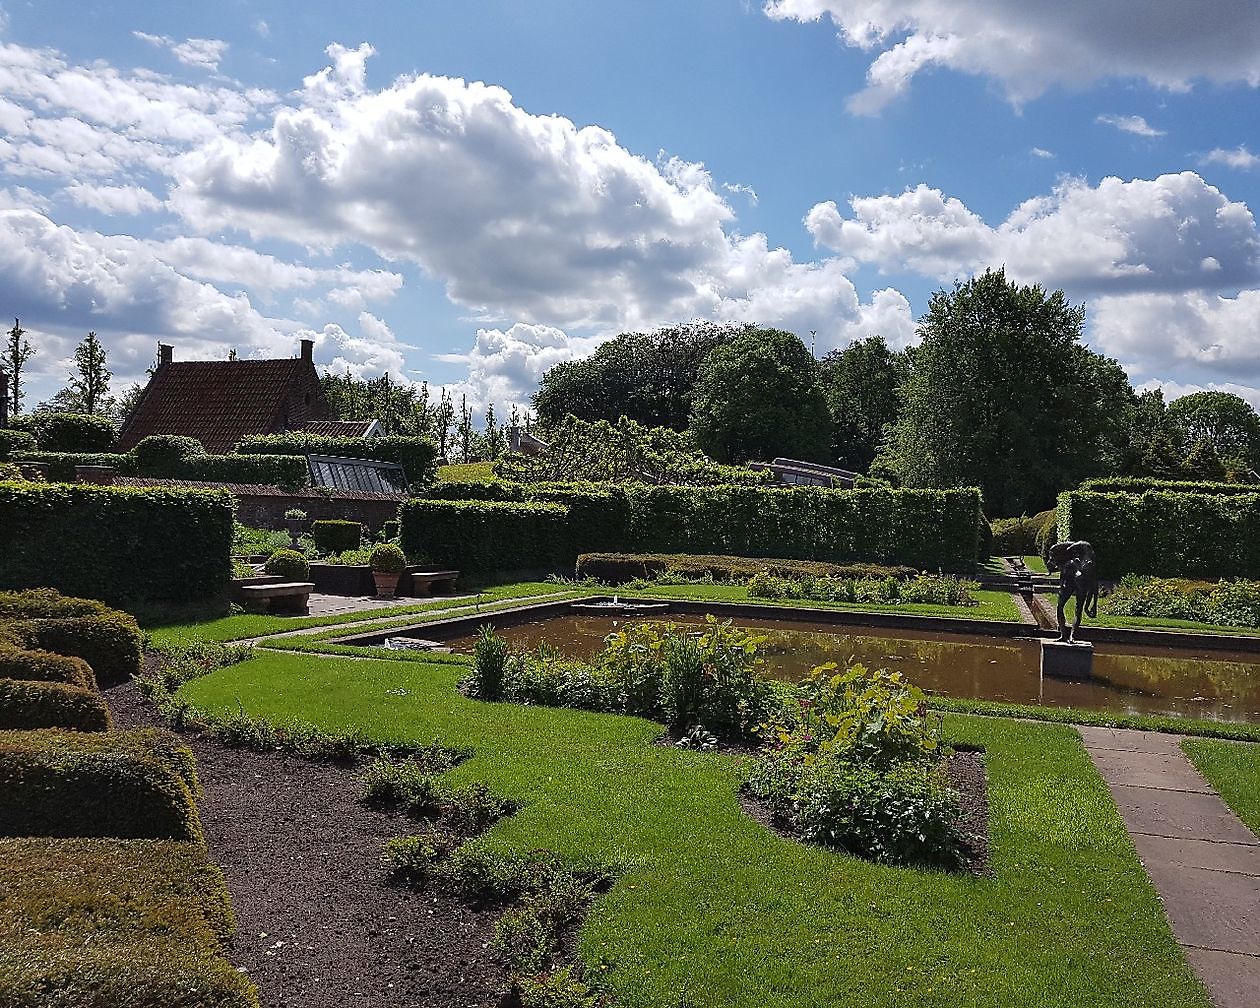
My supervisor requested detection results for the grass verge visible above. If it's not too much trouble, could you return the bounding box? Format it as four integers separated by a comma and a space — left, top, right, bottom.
176, 649, 1208, 1008
1181, 738, 1260, 832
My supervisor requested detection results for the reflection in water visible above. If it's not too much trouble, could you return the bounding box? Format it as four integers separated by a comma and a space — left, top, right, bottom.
441, 613, 1260, 725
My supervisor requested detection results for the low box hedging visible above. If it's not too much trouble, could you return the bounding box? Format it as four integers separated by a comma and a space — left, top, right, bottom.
575, 552, 918, 584
0, 649, 95, 689
236, 433, 439, 487
0, 483, 233, 606
0, 429, 37, 460
0, 728, 203, 842
311, 519, 362, 554
405, 484, 981, 573
0, 837, 257, 1008
402, 500, 570, 573
1078, 476, 1260, 497
0, 589, 142, 684
0, 678, 112, 731
1059, 490, 1260, 579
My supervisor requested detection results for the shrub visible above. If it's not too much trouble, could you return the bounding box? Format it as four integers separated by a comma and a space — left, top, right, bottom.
176, 453, 307, 489
130, 435, 206, 471
0, 587, 109, 621
5, 450, 131, 481
382, 519, 400, 540
442, 783, 516, 836
311, 519, 361, 555
12, 412, 117, 452
1078, 476, 1260, 497
361, 759, 449, 813
385, 828, 462, 883
470, 624, 508, 700
498, 651, 618, 711
0, 837, 257, 1008
990, 509, 1056, 556
575, 552, 918, 584
0, 728, 203, 842
0, 462, 24, 481
0, 649, 95, 689
748, 662, 964, 867
0, 483, 233, 606
746, 571, 978, 607
1059, 489, 1260, 579
236, 433, 439, 487
0, 429, 37, 460
0, 678, 112, 731
1101, 575, 1260, 627
233, 523, 291, 556
369, 542, 406, 574
15, 611, 144, 685
264, 549, 310, 581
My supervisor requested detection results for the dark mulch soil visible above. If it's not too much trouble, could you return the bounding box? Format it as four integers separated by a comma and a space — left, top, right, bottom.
739, 749, 992, 875
104, 679, 509, 1008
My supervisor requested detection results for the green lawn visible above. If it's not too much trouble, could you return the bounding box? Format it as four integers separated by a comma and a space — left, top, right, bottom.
635, 583, 1025, 622
1182, 738, 1260, 833
177, 649, 1207, 1008
1021, 555, 1048, 574
1043, 595, 1260, 637
145, 582, 573, 646
437, 462, 497, 482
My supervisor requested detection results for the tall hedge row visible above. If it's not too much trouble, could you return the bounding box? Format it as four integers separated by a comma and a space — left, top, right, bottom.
402, 500, 570, 573
236, 433, 439, 486
1058, 490, 1260, 579
1078, 476, 1260, 497
0, 483, 234, 606
403, 484, 981, 573
11, 450, 307, 488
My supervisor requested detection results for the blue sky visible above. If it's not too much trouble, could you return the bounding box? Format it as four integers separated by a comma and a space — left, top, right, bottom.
2, 0, 1259, 413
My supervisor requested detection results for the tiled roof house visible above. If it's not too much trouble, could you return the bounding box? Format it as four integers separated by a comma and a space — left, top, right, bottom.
116, 340, 330, 454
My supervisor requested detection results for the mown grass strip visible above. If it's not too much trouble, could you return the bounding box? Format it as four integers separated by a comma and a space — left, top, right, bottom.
1181, 738, 1260, 832
178, 650, 1208, 1008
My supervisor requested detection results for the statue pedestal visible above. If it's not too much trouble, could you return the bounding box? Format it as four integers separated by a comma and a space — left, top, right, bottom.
1041, 639, 1094, 680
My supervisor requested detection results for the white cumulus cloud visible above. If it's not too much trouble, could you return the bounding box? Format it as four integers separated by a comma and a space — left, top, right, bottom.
133, 32, 229, 72
1096, 113, 1165, 138
764, 0, 1260, 112
1201, 146, 1260, 171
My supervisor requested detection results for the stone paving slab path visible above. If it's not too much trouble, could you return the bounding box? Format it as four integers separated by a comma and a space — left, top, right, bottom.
1078, 725, 1260, 1008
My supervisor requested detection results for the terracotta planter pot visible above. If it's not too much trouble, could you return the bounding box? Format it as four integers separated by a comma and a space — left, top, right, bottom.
372, 571, 401, 598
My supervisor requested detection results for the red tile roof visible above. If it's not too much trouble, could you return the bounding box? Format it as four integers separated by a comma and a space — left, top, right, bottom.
116, 358, 327, 454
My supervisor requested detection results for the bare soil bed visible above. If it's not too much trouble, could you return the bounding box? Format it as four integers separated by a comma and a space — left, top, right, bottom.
104, 679, 509, 1008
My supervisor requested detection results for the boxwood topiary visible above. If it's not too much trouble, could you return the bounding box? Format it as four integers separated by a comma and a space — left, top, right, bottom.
369, 543, 407, 574
16, 612, 143, 686
0, 649, 95, 690
311, 519, 362, 555
264, 549, 310, 581
0, 728, 202, 842
0, 678, 112, 731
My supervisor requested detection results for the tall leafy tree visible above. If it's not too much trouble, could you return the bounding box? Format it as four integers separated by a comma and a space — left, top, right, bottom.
879, 268, 1133, 515
42, 331, 113, 415
817, 335, 909, 471
1167, 391, 1260, 473
532, 322, 742, 430
690, 328, 832, 463
3, 318, 34, 416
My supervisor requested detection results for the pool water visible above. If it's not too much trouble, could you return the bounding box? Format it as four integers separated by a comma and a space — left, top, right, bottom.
439, 612, 1260, 724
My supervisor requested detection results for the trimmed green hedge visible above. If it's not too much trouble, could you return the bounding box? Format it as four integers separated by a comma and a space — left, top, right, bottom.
404, 484, 981, 573
0, 483, 233, 606
0, 649, 95, 689
0, 728, 202, 842
312, 519, 362, 554
1078, 477, 1260, 497
0, 430, 37, 460
575, 552, 918, 584
10, 412, 117, 452
402, 500, 570, 573
1059, 490, 1260, 579
0, 590, 142, 685
11, 449, 307, 489
236, 433, 439, 486
0, 677, 112, 731
0, 837, 257, 1008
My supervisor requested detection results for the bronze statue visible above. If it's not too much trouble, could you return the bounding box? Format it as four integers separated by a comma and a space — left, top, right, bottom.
1047, 541, 1099, 642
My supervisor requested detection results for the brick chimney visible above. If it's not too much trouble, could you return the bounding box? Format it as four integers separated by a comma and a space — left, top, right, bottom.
300, 338, 314, 364
158, 343, 173, 368
0, 368, 9, 427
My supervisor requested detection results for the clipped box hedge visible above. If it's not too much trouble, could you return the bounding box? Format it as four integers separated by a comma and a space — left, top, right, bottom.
0, 429, 37, 460
0, 728, 203, 842
1078, 477, 1260, 497
311, 519, 362, 554
0, 837, 257, 1008
404, 483, 981, 574
403, 499, 569, 573
11, 449, 308, 489
236, 432, 440, 487
0, 589, 142, 684
0, 678, 112, 731
0, 649, 96, 689
575, 552, 918, 584
0, 482, 233, 606
1058, 490, 1260, 579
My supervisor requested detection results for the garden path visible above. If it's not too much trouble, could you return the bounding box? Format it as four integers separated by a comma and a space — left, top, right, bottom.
1079, 726, 1260, 1008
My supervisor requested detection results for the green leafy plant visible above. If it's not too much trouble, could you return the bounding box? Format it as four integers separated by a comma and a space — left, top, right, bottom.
263, 549, 309, 581
283, 508, 307, 521
470, 624, 509, 700
369, 542, 406, 574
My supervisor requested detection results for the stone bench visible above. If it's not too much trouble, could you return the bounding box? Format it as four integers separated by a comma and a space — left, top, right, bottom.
237, 582, 315, 615
399, 569, 460, 597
